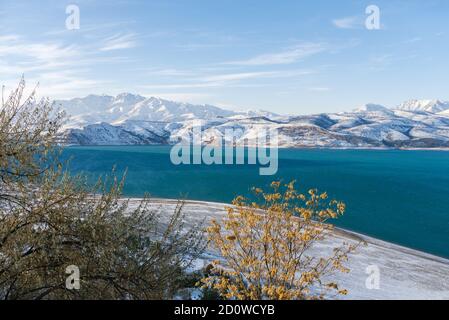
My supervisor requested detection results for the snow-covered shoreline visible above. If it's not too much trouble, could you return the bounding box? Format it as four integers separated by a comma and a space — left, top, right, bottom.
65, 143, 449, 151
130, 197, 449, 300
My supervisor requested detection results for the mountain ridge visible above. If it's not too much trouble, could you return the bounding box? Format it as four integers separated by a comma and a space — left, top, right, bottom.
59, 94, 449, 149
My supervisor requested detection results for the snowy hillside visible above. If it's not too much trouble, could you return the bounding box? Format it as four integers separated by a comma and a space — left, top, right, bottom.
59, 95, 449, 148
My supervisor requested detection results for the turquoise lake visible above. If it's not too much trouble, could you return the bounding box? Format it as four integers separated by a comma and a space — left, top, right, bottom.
62, 146, 449, 259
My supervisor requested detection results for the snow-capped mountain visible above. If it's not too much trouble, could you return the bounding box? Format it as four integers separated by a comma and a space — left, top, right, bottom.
353, 103, 394, 115
58, 94, 279, 129
396, 99, 449, 113
59, 95, 449, 148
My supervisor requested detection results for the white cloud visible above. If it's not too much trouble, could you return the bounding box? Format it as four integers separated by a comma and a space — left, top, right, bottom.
142, 83, 221, 89
142, 92, 212, 103
37, 78, 105, 98
145, 68, 196, 77
403, 37, 422, 44
45, 21, 136, 37
0, 33, 110, 99
0, 34, 20, 42
200, 71, 278, 82
0, 34, 81, 75
307, 87, 331, 92
100, 33, 137, 51
2, 73, 106, 100
0, 35, 71, 58
332, 17, 360, 29
141, 69, 314, 90
224, 43, 326, 66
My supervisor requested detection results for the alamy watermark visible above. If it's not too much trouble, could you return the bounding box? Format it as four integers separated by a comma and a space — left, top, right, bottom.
65, 265, 80, 290
365, 264, 381, 290
365, 5, 381, 30
65, 4, 80, 30
170, 122, 279, 175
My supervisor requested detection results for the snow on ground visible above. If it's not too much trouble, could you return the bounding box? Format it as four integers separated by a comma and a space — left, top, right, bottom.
128, 198, 449, 300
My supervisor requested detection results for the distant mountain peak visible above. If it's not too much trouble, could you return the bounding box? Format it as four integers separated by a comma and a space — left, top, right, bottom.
116, 92, 144, 98
113, 92, 145, 103
396, 99, 449, 113
353, 103, 391, 113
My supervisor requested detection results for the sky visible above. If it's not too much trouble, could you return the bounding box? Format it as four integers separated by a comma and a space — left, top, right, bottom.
1, 0, 449, 114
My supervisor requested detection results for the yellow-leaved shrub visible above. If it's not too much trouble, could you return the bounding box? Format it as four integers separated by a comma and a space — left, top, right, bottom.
202, 181, 358, 300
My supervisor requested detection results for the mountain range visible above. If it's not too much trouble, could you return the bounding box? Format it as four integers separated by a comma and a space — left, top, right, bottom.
59, 94, 449, 148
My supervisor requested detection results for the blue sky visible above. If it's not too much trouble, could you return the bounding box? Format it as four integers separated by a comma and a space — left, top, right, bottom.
1, 0, 449, 114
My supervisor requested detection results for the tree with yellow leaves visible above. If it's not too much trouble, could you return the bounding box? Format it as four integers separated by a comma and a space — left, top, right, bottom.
202, 181, 358, 300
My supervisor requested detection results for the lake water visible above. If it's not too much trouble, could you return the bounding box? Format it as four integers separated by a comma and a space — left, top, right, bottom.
62, 146, 449, 259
